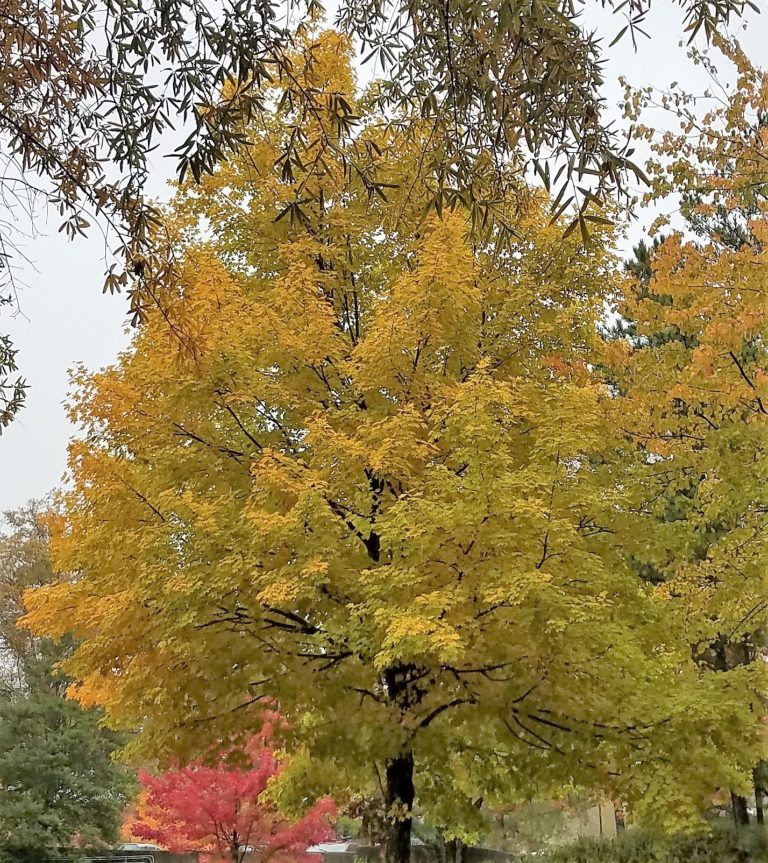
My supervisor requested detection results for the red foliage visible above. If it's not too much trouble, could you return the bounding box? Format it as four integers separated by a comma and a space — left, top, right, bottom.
126, 731, 335, 863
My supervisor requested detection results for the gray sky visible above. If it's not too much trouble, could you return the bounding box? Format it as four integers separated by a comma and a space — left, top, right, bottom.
1, 3, 766, 513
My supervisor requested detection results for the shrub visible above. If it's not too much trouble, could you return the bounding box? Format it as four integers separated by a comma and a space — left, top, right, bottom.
539, 824, 768, 863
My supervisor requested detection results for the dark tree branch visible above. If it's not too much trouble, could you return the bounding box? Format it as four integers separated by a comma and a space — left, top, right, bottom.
416, 696, 475, 730
222, 403, 263, 451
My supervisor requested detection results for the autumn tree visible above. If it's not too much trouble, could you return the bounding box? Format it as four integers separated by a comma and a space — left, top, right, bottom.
25, 32, 765, 863
126, 727, 335, 863
606, 37, 768, 826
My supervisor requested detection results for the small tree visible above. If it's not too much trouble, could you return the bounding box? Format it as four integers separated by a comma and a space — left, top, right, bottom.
127, 731, 335, 863
0, 694, 132, 862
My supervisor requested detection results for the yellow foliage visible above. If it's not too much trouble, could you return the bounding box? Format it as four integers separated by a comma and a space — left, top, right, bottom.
22, 30, 767, 836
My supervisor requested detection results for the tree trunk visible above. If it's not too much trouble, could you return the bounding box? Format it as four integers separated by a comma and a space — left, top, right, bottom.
385, 751, 415, 863
731, 791, 750, 827
446, 838, 466, 863
754, 772, 765, 826
232, 831, 243, 863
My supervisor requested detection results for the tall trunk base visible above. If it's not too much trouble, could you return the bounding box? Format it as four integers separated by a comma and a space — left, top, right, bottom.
731, 791, 750, 827
385, 751, 415, 863
446, 838, 466, 863
755, 777, 765, 826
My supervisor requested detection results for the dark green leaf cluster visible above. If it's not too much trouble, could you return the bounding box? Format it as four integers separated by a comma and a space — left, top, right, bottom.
0, 694, 133, 861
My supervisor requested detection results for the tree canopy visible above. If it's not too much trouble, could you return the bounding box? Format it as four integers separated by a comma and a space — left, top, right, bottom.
23, 33, 766, 862
0, 0, 759, 429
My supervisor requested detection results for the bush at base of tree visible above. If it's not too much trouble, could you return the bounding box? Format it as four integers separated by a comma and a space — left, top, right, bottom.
540, 825, 768, 863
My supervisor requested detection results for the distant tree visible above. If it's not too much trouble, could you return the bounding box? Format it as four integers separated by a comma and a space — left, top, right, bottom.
0, 502, 133, 861
127, 729, 335, 863
0, 692, 132, 862
0, 501, 68, 694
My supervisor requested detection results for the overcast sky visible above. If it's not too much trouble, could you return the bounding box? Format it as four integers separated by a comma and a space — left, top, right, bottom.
1, 3, 766, 513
